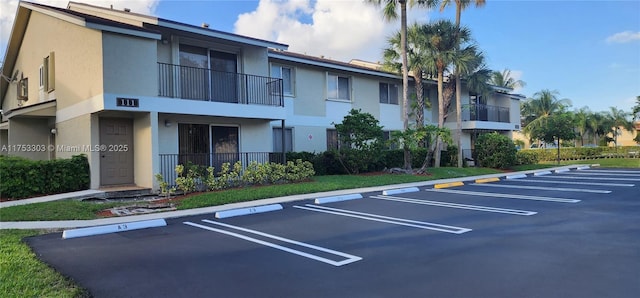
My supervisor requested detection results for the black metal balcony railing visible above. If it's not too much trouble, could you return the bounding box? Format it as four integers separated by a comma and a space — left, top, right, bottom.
158, 63, 284, 106
159, 152, 285, 186
462, 104, 510, 123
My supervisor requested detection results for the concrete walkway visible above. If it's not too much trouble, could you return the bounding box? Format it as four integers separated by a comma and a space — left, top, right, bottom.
0, 165, 591, 230
0, 189, 105, 208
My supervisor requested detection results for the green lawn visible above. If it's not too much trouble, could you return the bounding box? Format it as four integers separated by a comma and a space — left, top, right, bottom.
0, 229, 88, 298
1, 167, 502, 221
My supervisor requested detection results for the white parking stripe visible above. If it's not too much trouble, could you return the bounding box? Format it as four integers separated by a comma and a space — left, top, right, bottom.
370, 195, 537, 216
504, 179, 634, 187
425, 188, 580, 203
575, 170, 640, 174
556, 172, 640, 177
469, 183, 612, 194
546, 176, 640, 181
184, 221, 362, 267
293, 204, 471, 234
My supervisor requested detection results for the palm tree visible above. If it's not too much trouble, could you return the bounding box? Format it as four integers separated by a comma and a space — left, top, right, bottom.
439, 0, 486, 167
419, 20, 472, 168
573, 107, 591, 146
522, 89, 571, 142
367, 0, 438, 170
607, 107, 634, 146
383, 23, 430, 128
490, 69, 526, 90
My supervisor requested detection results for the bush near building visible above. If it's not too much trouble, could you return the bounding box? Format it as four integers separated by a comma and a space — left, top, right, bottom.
0, 155, 90, 199
520, 146, 640, 161
475, 133, 518, 169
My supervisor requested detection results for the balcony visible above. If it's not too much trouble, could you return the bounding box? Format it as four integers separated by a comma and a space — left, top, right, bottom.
158, 63, 284, 106
462, 104, 510, 123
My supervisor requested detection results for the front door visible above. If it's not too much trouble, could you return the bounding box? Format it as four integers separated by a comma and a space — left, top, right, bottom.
212, 126, 239, 170
100, 118, 134, 186
210, 50, 238, 103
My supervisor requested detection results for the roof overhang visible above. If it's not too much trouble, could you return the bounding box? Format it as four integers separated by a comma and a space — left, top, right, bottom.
2, 100, 57, 120
269, 51, 402, 80
155, 19, 288, 50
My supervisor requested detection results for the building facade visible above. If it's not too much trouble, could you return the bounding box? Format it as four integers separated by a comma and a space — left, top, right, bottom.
0, 1, 521, 191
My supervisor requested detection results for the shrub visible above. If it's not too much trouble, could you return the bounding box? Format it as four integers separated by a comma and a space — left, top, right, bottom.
174, 164, 199, 194
516, 150, 539, 165
0, 154, 90, 199
475, 133, 517, 169
334, 109, 385, 174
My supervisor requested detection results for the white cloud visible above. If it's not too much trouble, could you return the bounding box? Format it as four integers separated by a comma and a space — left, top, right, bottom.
605, 31, 640, 44
1, 0, 158, 61
509, 69, 524, 93
234, 0, 432, 63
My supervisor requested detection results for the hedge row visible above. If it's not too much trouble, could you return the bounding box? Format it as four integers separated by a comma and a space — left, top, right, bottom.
287, 147, 459, 175
520, 146, 640, 161
0, 155, 90, 199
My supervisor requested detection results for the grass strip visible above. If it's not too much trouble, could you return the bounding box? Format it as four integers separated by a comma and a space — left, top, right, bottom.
0, 229, 88, 298
178, 167, 502, 209
0, 201, 125, 222
1, 167, 501, 221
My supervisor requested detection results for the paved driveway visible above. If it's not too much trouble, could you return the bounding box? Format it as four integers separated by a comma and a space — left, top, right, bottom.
27, 168, 640, 297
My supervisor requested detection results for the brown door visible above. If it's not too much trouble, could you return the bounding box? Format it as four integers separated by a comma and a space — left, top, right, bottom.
100, 118, 134, 186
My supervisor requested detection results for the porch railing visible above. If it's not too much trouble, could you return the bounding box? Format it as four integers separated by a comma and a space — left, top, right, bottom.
159, 152, 285, 185
462, 104, 510, 123
158, 63, 284, 106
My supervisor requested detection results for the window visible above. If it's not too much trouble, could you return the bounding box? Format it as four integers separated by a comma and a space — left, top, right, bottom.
379, 83, 399, 104
326, 129, 339, 150
271, 65, 294, 96
178, 123, 210, 166
327, 74, 350, 101
273, 127, 293, 152
39, 52, 55, 92
39, 65, 45, 89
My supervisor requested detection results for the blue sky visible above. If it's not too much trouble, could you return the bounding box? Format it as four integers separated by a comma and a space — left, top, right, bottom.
1, 0, 639, 114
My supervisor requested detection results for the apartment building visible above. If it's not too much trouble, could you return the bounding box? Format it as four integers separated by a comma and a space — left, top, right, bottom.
0, 1, 521, 190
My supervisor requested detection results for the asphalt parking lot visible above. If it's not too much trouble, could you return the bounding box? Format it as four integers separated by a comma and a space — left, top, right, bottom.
27, 168, 640, 298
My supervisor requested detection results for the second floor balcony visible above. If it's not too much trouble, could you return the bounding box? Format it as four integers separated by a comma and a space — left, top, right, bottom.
462, 104, 510, 123
158, 63, 284, 107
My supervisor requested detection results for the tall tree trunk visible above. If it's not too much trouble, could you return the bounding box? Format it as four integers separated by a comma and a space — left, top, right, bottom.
414, 71, 424, 128
454, 4, 463, 168
400, 1, 411, 170
434, 69, 445, 168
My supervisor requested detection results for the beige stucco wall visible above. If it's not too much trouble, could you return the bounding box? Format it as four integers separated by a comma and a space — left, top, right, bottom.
54, 113, 100, 188
5, 11, 104, 111
133, 112, 156, 188
102, 32, 157, 96
7, 117, 51, 160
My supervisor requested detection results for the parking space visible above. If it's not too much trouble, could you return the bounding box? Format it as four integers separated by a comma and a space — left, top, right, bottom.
27, 168, 640, 297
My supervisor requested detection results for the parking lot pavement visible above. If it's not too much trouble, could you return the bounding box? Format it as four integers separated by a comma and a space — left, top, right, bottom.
26, 168, 640, 298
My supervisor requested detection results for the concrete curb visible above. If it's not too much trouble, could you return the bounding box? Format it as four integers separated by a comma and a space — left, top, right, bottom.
62, 219, 166, 239
0, 164, 589, 230
215, 204, 283, 219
